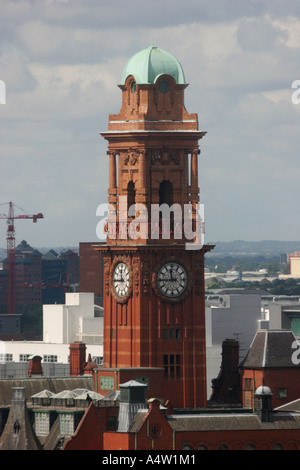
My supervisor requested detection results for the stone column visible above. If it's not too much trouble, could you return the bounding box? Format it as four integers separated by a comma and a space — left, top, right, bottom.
191, 149, 198, 191
109, 151, 117, 190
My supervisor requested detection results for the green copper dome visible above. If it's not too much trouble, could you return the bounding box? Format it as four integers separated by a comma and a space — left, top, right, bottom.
121, 45, 186, 85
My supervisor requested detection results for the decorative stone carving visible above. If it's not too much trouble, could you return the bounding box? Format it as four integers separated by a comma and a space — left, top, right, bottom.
124, 149, 140, 166
151, 149, 179, 165
132, 258, 140, 297
141, 261, 150, 295
103, 258, 111, 296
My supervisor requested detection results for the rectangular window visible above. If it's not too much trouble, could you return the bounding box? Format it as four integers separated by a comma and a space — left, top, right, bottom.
245, 378, 252, 391
163, 354, 181, 380
43, 355, 57, 363
176, 354, 181, 379
170, 354, 174, 379
35, 412, 50, 436
162, 328, 181, 340
19, 354, 30, 362
163, 355, 168, 379
100, 376, 114, 390
0, 354, 13, 362
59, 413, 74, 435
277, 388, 287, 398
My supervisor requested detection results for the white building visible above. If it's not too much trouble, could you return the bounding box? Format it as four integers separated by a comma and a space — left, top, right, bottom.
205, 291, 262, 397
43, 292, 103, 345
0, 293, 103, 379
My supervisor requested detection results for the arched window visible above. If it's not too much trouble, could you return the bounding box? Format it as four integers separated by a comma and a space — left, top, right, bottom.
158, 180, 176, 237
127, 181, 136, 215
217, 444, 228, 450
159, 180, 173, 206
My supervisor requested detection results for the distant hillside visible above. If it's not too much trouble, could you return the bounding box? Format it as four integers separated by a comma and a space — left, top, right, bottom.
1, 241, 300, 262
0, 246, 78, 262
206, 240, 300, 258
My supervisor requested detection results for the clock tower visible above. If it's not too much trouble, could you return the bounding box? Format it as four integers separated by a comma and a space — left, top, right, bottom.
95, 46, 213, 409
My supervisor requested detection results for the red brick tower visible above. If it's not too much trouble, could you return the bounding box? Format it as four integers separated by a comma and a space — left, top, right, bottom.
95, 46, 213, 408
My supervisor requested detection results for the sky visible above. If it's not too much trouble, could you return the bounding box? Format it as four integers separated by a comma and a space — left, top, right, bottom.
1, 0, 300, 249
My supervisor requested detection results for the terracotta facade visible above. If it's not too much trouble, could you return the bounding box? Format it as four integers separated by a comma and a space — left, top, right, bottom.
94, 50, 213, 409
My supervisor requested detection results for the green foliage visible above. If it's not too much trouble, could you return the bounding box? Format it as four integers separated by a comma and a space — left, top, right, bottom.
205, 255, 284, 273
205, 254, 300, 295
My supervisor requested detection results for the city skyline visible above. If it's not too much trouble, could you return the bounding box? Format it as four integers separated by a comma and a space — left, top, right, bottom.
1, 0, 300, 247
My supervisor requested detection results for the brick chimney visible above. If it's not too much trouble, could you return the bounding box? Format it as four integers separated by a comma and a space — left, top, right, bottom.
69, 342, 86, 376
209, 339, 241, 405
28, 355, 43, 377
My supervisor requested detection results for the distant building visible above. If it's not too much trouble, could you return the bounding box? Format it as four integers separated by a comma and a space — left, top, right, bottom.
205, 290, 262, 396
0, 293, 103, 379
268, 299, 300, 336
0, 241, 80, 312
43, 292, 102, 346
13, 240, 42, 307
79, 242, 103, 304
289, 252, 300, 277
240, 329, 300, 410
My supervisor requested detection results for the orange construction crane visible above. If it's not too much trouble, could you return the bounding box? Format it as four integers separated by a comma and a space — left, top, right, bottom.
0, 201, 44, 314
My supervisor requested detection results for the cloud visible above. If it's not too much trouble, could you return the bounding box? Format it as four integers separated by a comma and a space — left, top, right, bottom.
236, 16, 288, 51
1, 0, 300, 247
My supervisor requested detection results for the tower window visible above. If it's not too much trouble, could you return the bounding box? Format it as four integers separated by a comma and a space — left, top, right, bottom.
163, 354, 181, 380
131, 82, 136, 93
127, 180, 136, 214
159, 80, 169, 94
159, 180, 173, 206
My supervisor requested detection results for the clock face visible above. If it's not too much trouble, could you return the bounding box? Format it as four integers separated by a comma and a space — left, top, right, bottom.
113, 262, 130, 298
157, 262, 188, 298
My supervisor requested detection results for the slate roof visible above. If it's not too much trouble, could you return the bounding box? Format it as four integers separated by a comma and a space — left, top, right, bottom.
0, 377, 94, 407
275, 399, 300, 413
240, 329, 299, 369
166, 413, 300, 432
0, 387, 42, 450
129, 410, 300, 433
0, 377, 96, 450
